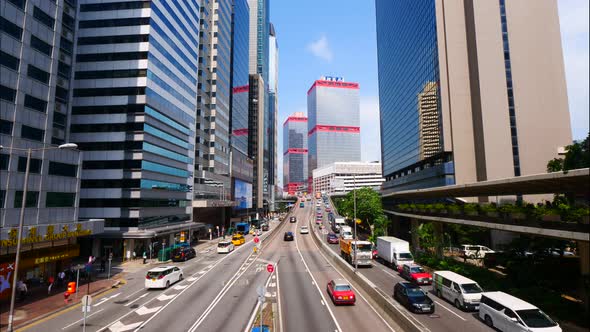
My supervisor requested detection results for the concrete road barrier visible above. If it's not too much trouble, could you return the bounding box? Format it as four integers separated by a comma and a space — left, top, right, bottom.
309, 220, 427, 332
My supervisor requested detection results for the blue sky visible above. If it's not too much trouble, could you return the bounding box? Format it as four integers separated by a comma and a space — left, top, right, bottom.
271, 0, 589, 187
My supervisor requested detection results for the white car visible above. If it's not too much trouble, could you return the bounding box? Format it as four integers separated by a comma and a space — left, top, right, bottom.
460, 244, 494, 259
300, 225, 309, 234
217, 240, 235, 254
145, 266, 183, 289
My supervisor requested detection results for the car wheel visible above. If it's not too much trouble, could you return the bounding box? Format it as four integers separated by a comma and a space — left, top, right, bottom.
454, 299, 461, 310
484, 315, 493, 328
179, 274, 183, 281
165, 281, 170, 289
437, 290, 442, 298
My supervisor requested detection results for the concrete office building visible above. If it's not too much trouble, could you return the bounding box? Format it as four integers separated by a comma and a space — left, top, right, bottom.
307, 77, 361, 192
268, 22, 278, 208
283, 112, 307, 196
375, 0, 572, 193
70, 0, 199, 256
230, 0, 254, 220
193, 0, 237, 229
248, 74, 265, 210
248, 0, 271, 212
313, 162, 385, 196
0, 0, 103, 294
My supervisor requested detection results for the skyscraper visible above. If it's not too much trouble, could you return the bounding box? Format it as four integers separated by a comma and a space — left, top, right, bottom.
283, 113, 307, 196
248, 0, 271, 212
268, 22, 278, 208
71, 0, 199, 253
230, 0, 254, 217
376, 0, 572, 192
307, 77, 361, 192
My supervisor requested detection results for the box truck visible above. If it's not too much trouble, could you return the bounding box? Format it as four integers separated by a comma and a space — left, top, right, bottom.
340, 239, 373, 266
376, 236, 414, 271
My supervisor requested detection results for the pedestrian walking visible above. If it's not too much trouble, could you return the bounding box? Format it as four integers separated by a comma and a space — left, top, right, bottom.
16, 279, 27, 301
48, 275, 54, 294
132, 251, 137, 261
58, 271, 66, 288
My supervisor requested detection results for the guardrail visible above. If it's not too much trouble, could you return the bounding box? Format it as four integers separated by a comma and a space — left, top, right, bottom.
308, 208, 427, 332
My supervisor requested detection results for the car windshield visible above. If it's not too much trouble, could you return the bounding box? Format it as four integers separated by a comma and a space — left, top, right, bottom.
147, 271, 163, 278
399, 253, 413, 260
232, 236, 241, 240
460, 283, 483, 294
410, 267, 425, 273
334, 285, 351, 291
301, 226, 308, 229
516, 309, 557, 328
354, 244, 372, 252
218, 242, 230, 248
406, 287, 426, 298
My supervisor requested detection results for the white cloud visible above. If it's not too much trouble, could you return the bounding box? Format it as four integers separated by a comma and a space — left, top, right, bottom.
306, 35, 333, 62
360, 96, 382, 162
558, 0, 589, 140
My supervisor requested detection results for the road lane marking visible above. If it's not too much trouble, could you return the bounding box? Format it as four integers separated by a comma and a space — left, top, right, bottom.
124, 293, 148, 307
276, 263, 284, 332
136, 305, 162, 316
306, 221, 398, 332
156, 293, 176, 301
173, 284, 187, 290
321, 300, 325, 306
187, 276, 197, 281
433, 300, 467, 321
61, 309, 104, 329
124, 289, 144, 299
108, 321, 142, 332
295, 226, 343, 332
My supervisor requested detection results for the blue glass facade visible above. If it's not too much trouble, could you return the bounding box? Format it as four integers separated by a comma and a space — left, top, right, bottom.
231, 0, 251, 156
376, 0, 453, 190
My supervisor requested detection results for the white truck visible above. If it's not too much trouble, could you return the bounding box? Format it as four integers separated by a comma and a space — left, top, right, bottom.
340, 226, 353, 240
376, 236, 414, 271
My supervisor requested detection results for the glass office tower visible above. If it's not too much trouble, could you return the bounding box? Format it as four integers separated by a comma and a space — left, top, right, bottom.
71, 1, 198, 244
283, 113, 307, 195
307, 78, 361, 192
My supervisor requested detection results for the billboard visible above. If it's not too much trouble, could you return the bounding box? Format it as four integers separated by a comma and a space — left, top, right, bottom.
234, 179, 252, 209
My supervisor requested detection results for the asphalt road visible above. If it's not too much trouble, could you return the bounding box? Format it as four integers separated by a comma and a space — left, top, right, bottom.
319, 198, 492, 332
26, 201, 404, 332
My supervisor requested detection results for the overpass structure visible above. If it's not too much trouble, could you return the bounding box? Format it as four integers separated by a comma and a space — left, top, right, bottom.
382, 168, 590, 275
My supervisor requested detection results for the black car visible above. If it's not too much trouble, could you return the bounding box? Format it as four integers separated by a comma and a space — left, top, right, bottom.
261, 223, 269, 231
393, 282, 435, 314
171, 247, 196, 262
284, 231, 294, 241
289, 216, 297, 223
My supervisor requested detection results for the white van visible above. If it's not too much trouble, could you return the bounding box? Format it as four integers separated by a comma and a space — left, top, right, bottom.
479, 291, 561, 332
432, 271, 483, 311
460, 244, 494, 259
217, 240, 235, 254
145, 266, 183, 289
340, 226, 353, 240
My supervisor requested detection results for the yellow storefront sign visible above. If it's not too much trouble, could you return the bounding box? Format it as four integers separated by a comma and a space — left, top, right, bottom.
0, 223, 92, 248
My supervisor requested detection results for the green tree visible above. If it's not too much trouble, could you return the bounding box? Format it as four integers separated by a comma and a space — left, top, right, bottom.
338, 187, 389, 242
546, 132, 590, 172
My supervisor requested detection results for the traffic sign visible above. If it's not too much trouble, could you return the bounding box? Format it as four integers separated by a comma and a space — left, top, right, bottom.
82, 305, 91, 313
81, 295, 93, 306
266, 264, 274, 273
253, 236, 260, 244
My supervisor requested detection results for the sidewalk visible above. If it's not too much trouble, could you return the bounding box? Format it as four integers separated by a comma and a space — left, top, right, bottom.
0, 277, 119, 332
0, 238, 224, 331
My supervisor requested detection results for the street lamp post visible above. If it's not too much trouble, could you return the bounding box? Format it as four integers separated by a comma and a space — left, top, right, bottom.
2, 143, 78, 332
353, 174, 358, 273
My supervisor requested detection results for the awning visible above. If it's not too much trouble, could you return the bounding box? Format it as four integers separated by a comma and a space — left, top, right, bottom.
94, 222, 207, 239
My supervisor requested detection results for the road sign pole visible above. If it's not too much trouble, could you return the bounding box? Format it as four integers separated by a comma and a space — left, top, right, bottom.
107, 258, 111, 280
75, 268, 80, 299
83, 307, 87, 332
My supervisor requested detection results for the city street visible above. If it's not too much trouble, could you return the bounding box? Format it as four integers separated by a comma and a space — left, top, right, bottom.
317, 199, 492, 332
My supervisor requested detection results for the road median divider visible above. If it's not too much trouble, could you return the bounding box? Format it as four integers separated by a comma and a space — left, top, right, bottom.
309, 219, 427, 332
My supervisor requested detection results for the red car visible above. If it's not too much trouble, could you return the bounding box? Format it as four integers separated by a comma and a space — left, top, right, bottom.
326, 279, 355, 305
327, 232, 339, 244
400, 264, 433, 285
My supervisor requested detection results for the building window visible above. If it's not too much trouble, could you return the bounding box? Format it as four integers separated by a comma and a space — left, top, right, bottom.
46, 192, 76, 207
55, 86, 68, 102
60, 37, 73, 55
7, 0, 26, 10
30, 35, 52, 56
0, 84, 17, 102
53, 112, 66, 128
0, 154, 9, 170
17, 156, 42, 173
24, 94, 48, 113
27, 65, 50, 84
79, 17, 150, 29
77, 34, 149, 45
14, 191, 39, 208
0, 16, 23, 40
1, 119, 13, 134
48, 161, 77, 177
76, 52, 148, 62
21, 125, 45, 142
57, 61, 71, 79
33, 6, 55, 30
74, 69, 147, 80
0, 190, 5, 208
73, 87, 146, 97
80, 1, 151, 11
0, 50, 19, 70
